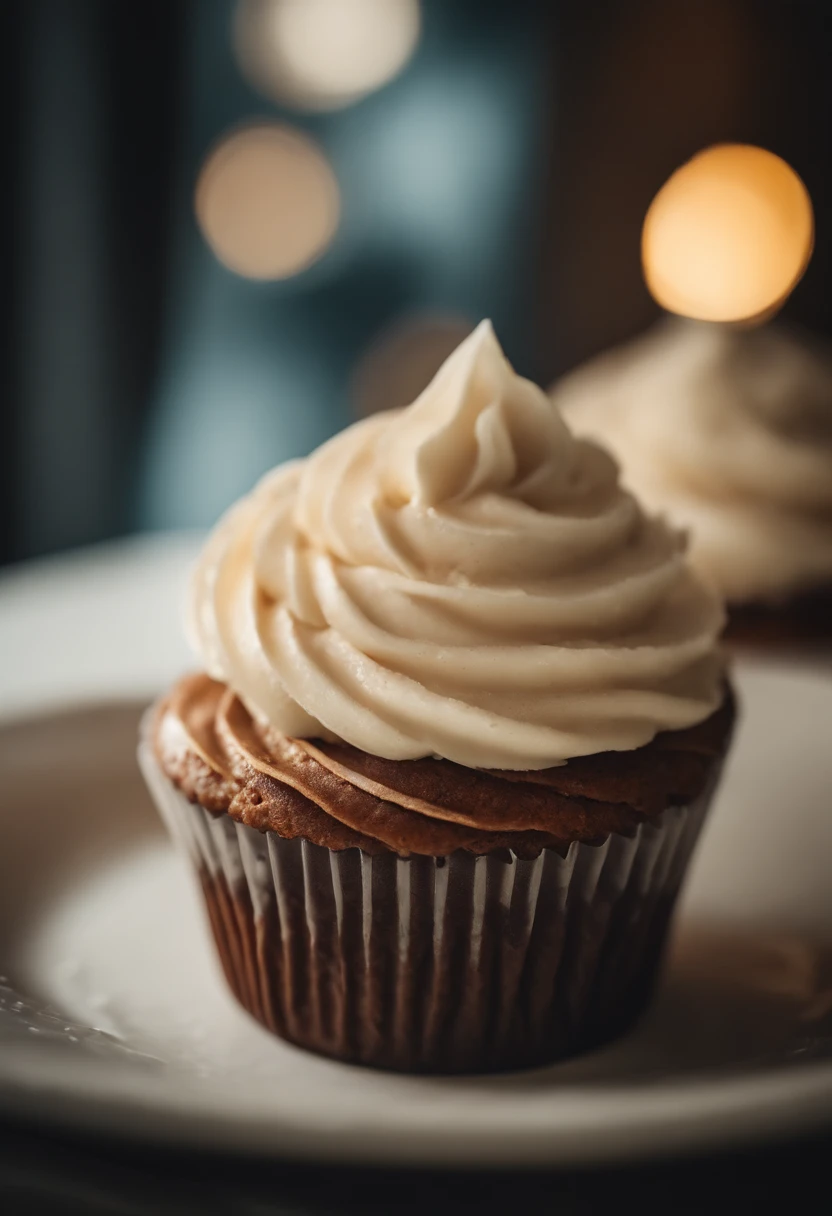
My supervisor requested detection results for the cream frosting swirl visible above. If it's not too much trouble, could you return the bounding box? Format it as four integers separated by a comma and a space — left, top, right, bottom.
188, 321, 724, 769
553, 319, 832, 604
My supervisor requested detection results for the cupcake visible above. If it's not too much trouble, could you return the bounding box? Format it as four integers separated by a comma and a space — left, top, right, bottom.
140, 321, 734, 1074
552, 319, 832, 652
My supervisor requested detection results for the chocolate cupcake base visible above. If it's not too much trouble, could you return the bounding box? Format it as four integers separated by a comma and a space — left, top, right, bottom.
140, 740, 717, 1074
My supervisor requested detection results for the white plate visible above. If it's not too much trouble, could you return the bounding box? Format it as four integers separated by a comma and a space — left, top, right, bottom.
0, 536, 831, 1168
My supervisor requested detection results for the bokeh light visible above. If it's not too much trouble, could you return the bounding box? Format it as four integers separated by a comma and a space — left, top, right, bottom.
234, 0, 421, 112
194, 123, 340, 279
352, 316, 474, 416
642, 144, 814, 323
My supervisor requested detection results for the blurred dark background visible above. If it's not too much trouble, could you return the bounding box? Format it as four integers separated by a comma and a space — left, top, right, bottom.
3, 0, 831, 566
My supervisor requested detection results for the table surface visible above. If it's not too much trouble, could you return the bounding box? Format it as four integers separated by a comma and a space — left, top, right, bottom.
0, 535, 829, 1212
0, 1114, 827, 1214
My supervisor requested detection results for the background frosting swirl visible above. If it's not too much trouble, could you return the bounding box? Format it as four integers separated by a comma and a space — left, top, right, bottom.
188, 321, 724, 769
553, 319, 832, 604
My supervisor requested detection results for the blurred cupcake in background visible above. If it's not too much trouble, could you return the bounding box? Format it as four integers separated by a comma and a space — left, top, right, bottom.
552, 144, 832, 651
553, 318, 832, 649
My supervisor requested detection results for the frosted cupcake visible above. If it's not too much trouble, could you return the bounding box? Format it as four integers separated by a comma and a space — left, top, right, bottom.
140, 322, 734, 1073
552, 319, 832, 650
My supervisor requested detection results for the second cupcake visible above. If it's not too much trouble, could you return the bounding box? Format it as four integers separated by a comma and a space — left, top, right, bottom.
551, 320, 832, 652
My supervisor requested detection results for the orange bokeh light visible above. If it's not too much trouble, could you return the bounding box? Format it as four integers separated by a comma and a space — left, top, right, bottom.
195, 124, 339, 280
642, 144, 814, 323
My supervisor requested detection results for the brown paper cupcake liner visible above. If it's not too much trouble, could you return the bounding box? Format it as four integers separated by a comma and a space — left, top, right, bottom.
139, 739, 718, 1074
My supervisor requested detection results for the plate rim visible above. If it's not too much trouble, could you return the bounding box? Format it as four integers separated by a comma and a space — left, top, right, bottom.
1, 1046, 831, 1168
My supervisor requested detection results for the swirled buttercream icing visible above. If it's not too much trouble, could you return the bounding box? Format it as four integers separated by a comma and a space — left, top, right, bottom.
553, 319, 832, 605
188, 321, 724, 769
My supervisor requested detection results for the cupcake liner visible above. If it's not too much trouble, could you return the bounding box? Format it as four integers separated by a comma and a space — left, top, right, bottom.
139, 738, 718, 1074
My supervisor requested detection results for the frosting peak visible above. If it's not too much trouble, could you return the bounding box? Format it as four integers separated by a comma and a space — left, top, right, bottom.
189, 322, 724, 769
374, 320, 575, 510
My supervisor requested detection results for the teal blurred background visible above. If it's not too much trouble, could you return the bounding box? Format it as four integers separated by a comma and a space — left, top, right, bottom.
5, 0, 831, 562
140, 0, 551, 531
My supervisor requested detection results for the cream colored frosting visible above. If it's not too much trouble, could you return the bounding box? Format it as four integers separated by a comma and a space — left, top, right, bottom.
553, 319, 832, 604
188, 321, 724, 769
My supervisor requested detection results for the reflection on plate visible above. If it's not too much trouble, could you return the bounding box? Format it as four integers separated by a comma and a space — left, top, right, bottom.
0, 656, 831, 1167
